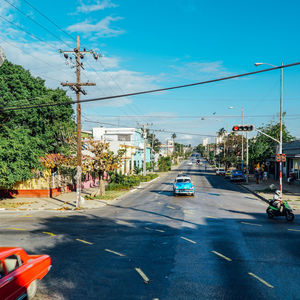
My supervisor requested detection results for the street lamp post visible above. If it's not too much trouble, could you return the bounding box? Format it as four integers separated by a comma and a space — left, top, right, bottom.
255, 62, 283, 199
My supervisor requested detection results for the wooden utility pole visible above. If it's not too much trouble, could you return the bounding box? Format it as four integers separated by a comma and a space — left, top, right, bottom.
60, 36, 96, 208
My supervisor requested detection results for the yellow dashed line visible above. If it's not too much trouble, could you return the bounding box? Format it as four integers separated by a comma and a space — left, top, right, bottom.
241, 221, 262, 227
211, 250, 232, 261
206, 216, 218, 219
105, 249, 125, 257
288, 228, 300, 232
248, 272, 274, 288
167, 205, 176, 210
8, 228, 27, 231
135, 267, 150, 283
19, 215, 33, 218
43, 232, 56, 237
76, 239, 93, 245
180, 236, 197, 244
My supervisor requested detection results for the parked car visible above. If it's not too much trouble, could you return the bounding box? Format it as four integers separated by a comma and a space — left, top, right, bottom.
225, 169, 234, 178
0, 247, 51, 300
230, 170, 246, 182
187, 161, 193, 166
173, 176, 195, 196
216, 168, 226, 176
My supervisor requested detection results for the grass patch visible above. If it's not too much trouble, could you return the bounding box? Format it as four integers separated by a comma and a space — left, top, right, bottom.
85, 190, 128, 201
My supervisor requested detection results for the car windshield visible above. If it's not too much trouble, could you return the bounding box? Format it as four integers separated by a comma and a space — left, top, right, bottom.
176, 179, 191, 183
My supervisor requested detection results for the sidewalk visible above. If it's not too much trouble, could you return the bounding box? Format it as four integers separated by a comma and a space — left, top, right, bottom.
241, 175, 300, 211
0, 171, 168, 211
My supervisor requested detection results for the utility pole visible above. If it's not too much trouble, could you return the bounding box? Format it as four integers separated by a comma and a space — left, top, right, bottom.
137, 123, 152, 176
241, 107, 244, 172
151, 131, 155, 172
279, 62, 283, 198
60, 36, 97, 208
246, 132, 249, 183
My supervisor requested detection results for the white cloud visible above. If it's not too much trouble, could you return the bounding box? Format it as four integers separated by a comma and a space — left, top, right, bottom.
77, 0, 117, 13
66, 16, 124, 37
170, 61, 232, 80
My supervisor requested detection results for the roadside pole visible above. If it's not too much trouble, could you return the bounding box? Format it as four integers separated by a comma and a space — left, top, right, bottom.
241, 108, 244, 171
279, 62, 283, 199
246, 132, 249, 183
60, 36, 97, 208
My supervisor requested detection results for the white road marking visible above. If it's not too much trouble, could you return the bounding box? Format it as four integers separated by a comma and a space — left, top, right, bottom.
180, 236, 197, 244
211, 251, 232, 261
184, 210, 194, 215
240, 221, 262, 227
155, 229, 165, 233
105, 249, 125, 257
288, 228, 300, 232
145, 227, 152, 231
248, 272, 274, 288
135, 267, 150, 283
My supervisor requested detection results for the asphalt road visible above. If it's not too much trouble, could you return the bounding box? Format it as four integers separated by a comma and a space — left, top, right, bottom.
1, 161, 300, 300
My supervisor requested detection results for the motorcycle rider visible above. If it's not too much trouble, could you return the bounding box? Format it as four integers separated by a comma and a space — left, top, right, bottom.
271, 190, 282, 212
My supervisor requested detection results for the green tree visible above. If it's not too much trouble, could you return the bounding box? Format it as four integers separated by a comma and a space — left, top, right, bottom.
82, 140, 125, 196
249, 122, 294, 165
0, 61, 75, 188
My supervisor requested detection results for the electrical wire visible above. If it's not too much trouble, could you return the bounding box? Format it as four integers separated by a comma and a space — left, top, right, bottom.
21, 0, 76, 42
0, 15, 58, 51
2, 61, 300, 111
2, 0, 72, 48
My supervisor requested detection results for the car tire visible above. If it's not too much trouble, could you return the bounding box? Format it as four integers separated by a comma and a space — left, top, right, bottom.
27, 280, 38, 300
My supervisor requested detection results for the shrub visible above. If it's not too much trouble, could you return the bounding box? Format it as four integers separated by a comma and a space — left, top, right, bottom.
158, 156, 172, 171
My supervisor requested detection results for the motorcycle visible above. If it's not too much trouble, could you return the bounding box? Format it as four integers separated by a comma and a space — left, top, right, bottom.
266, 200, 294, 222
287, 172, 296, 185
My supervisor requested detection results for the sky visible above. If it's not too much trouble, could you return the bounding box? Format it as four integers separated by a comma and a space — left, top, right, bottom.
0, 0, 300, 145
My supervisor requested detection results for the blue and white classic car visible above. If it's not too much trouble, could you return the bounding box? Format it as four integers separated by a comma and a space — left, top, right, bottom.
173, 176, 195, 196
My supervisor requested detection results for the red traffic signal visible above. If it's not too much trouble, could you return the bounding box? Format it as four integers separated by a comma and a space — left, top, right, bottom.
232, 125, 254, 132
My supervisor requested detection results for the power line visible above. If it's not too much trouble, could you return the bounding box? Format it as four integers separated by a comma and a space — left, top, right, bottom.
83, 119, 216, 137
0, 15, 58, 51
21, 0, 76, 42
2, 0, 72, 48
1, 61, 300, 111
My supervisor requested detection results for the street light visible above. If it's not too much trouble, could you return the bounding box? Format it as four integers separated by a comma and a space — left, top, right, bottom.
254, 61, 284, 199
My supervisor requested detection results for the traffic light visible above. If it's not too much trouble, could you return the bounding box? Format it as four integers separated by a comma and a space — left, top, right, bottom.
232, 125, 254, 132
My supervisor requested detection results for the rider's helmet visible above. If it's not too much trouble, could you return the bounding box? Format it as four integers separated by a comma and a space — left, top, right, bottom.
275, 190, 281, 196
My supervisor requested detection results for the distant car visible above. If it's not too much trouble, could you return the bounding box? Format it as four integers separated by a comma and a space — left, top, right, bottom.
216, 168, 226, 176
225, 169, 234, 178
187, 161, 193, 166
0, 247, 51, 300
173, 176, 195, 196
230, 170, 246, 182
177, 173, 188, 177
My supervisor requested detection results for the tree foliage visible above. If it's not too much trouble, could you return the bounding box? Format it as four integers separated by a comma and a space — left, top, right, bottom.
249, 122, 294, 164
82, 139, 125, 196
0, 61, 75, 188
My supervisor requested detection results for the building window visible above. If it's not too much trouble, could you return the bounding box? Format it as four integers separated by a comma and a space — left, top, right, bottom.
293, 159, 300, 180
118, 134, 131, 142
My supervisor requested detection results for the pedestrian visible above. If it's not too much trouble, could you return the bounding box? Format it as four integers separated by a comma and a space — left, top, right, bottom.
259, 170, 263, 183
263, 171, 268, 182
255, 169, 259, 184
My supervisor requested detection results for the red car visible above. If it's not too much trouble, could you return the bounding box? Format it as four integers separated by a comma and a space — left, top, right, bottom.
0, 247, 51, 300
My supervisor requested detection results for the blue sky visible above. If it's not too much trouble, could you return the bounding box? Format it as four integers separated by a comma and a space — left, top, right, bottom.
0, 0, 299, 144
